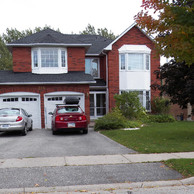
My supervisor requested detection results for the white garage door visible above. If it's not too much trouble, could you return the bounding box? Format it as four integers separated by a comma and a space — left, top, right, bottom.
0, 92, 41, 129
45, 92, 85, 129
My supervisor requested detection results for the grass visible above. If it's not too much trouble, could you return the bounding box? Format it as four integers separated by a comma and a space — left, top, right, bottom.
164, 159, 194, 177
101, 121, 194, 153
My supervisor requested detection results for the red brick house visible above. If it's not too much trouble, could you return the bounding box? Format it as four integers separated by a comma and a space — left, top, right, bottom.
0, 23, 160, 129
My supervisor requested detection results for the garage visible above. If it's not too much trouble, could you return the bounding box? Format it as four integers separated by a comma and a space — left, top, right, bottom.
0, 92, 41, 129
44, 91, 85, 129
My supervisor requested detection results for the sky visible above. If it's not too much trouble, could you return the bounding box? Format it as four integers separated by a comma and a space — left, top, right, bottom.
1, 0, 143, 36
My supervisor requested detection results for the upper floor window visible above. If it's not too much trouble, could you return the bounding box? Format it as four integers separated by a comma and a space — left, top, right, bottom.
85, 58, 100, 78
32, 47, 67, 74
119, 45, 151, 71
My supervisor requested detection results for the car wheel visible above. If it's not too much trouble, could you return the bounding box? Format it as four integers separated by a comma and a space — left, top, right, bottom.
21, 125, 27, 136
52, 130, 57, 135
83, 129, 88, 134
29, 123, 33, 131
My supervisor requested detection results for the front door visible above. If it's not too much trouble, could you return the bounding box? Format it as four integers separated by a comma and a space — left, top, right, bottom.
90, 92, 106, 119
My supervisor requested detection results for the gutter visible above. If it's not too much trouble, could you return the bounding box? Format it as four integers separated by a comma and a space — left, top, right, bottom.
0, 81, 96, 85
102, 51, 109, 114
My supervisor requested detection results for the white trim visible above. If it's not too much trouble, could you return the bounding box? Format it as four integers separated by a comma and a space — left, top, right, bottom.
118, 45, 151, 54
0, 92, 39, 97
45, 91, 84, 96
7, 43, 91, 47
104, 23, 154, 51
0, 81, 96, 85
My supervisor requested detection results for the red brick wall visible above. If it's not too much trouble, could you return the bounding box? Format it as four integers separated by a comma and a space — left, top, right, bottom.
0, 84, 90, 128
67, 47, 85, 71
12, 46, 86, 72
107, 26, 160, 111
12, 47, 31, 72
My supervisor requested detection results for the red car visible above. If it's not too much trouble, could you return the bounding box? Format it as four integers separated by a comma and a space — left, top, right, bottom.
49, 104, 88, 135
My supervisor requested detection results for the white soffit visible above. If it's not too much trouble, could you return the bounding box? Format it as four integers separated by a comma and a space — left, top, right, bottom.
118, 45, 151, 54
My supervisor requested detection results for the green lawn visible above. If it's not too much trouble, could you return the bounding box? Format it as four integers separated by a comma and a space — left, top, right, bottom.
101, 121, 194, 153
164, 159, 194, 177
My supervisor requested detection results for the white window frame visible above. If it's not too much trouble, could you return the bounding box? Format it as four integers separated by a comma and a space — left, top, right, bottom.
85, 58, 100, 78
119, 45, 151, 72
31, 47, 68, 74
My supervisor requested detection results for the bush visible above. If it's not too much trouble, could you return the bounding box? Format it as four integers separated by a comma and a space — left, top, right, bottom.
151, 97, 170, 114
94, 108, 127, 131
114, 91, 146, 120
94, 108, 143, 131
147, 114, 175, 123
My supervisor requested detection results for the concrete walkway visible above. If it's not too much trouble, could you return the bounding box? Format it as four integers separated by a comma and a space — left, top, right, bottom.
0, 152, 194, 168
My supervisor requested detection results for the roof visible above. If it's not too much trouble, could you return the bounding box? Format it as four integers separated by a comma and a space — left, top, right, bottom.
0, 71, 96, 85
7, 28, 113, 55
104, 23, 154, 51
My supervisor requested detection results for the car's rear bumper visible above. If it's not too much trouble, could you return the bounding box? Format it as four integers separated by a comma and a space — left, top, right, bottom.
0, 122, 24, 132
53, 121, 88, 131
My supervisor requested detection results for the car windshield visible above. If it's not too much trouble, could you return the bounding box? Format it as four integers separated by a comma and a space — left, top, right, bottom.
57, 106, 82, 114
0, 108, 20, 116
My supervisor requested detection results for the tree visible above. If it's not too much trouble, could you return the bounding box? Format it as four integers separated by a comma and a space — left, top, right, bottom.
153, 59, 194, 111
0, 37, 12, 70
80, 24, 116, 40
135, 0, 194, 65
1, 26, 55, 43
0, 26, 57, 70
114, 91, 146, 119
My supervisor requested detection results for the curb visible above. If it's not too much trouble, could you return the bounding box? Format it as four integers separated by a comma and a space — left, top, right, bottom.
0, 177, 193, 194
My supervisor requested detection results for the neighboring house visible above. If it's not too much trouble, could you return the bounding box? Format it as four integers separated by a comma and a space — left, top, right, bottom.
0, 23, 160, 129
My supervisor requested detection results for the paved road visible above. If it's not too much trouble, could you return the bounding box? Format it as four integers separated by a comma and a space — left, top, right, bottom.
0, 163, 182, 189
0, 128, 135, 159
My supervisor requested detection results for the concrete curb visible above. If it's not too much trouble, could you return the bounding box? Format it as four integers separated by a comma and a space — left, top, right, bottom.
0, 177, 193, 194
1, 152, 194, 168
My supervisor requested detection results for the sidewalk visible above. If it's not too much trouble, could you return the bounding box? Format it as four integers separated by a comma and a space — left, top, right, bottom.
1, 152, 194, 168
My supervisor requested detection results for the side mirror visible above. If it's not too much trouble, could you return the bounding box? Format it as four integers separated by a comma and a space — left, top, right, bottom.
48, 112, 53, 115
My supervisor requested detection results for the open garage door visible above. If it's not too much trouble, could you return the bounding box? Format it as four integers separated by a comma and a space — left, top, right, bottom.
0, 92, 41, 129
44, 92, 85, 129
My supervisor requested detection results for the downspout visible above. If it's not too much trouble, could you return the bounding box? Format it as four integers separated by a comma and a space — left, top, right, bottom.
102, 51, 109, 114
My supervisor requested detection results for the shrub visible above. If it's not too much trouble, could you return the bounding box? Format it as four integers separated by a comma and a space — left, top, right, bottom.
147, 114, 175, 123
114, 91, 146, 120
151, 97, 170, 114
94, 108, 127, 131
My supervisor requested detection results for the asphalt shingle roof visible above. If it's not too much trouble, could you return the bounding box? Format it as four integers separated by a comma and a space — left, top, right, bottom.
0, 71, 95, 85
7, 29, 113, 55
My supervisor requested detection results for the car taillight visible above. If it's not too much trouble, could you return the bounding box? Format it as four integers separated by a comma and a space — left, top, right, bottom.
55, 116, 63, 121
16, 116, 23, 122
79, 115, 87, 121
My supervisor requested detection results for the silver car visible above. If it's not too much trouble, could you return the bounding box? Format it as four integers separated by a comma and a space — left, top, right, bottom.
0, 108, 33, 136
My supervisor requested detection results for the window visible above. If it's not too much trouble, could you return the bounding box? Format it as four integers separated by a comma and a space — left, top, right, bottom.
3, 98, 18, 102
121, 90, 150, 111
119, 45, 151, 71
32, 48, 67, 74
85, 58, 99, 78
120, 53, 150, 71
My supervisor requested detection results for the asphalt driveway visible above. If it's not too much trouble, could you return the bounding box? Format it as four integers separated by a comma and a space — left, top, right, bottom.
0, 128, 136, 159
